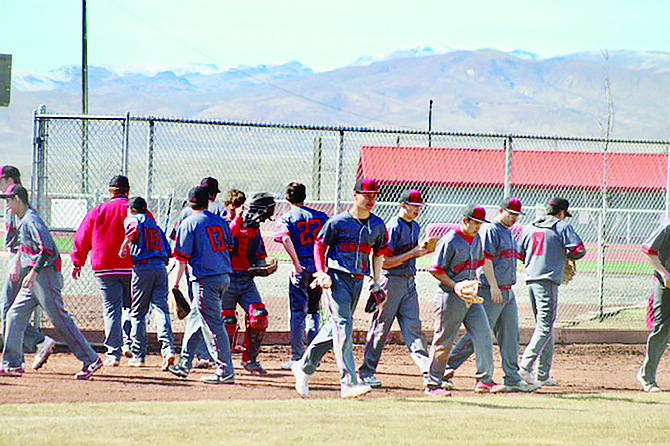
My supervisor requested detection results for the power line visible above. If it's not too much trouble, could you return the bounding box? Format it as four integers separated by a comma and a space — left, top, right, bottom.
103, 0, 413, 128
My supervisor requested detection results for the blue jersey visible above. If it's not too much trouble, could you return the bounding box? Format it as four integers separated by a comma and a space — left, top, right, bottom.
477, 221, 518, 288
518, 215, 586, 284
316, 211, 388, 276
274, 205, 329, 270
429, 229, 484, 293
169, 201, 226, 240
384, 216, 420, 276
174, 210, 233, 279
124, 214, 170, 265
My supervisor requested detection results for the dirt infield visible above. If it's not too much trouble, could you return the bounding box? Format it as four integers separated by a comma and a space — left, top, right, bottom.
2, 343, 664, 405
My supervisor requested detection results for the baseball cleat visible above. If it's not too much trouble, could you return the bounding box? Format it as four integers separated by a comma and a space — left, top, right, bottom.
340, 383, 372, 399
491, 381, 541, 393
193, 358, 214, 369
518, 368, 538, 385
32, 336, 57, 370
168, 363, 190, 378
291, 361, 310, 398
103, 356, 120, 367
0, 365, 25, 377
537, 377, 558, 387
637, 369, 662, 392
360, 375, 382, 388
474, 380, 497, 393
75, 357, 103, 380
424, 386, 451, 397
127, 357, 145, 367
201, 372, 235, 384
161, 354, 177, 371
243, 361, 267, 375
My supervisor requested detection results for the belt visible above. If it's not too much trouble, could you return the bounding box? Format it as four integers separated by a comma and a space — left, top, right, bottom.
135, 258, 167, 266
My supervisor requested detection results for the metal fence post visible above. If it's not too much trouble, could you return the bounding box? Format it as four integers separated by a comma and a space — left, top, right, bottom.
30, 104, 48, 330
334, 130, 344, 214
122, 112, 130, 175
81, 118, 89, 196
504, 135, 512, 198
312, 136, 322, 200
31, 105, 48, 221
145, 120, 155, 201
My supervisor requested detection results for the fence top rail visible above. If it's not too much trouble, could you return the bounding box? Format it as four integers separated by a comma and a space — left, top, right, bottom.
35, 109, 670, 146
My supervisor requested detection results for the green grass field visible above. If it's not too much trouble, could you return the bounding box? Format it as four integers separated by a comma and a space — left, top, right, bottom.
2, 394, 669, 445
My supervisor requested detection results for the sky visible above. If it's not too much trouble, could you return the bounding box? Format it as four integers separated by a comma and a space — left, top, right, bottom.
3, 0, 670, 73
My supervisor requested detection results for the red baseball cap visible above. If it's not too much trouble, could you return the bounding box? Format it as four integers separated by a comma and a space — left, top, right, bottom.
462, 204, 489, 223
400, 189, 425, 205
501, 197, 524, 215
354, 177, 379, 194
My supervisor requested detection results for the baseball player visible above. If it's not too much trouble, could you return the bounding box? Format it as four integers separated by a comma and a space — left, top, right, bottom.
517, 197, 586, 386
636, 219, 670, 392
119, 197, 176, 370
443, 198, 539, 393
357, 189, 431, 387
168, 177, 226, 368
222, 189, 273, 375
424, 205, 495, 397
167, 187, 235, 384
274, 182, 328, 370
0, 165, 55, 367
71, 175, 136, 366
0, 185, 102, 379
291, 177, 388, 399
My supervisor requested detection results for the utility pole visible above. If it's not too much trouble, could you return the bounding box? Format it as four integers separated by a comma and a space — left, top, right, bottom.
428, 99, 433, 147
82, 0, 88, 114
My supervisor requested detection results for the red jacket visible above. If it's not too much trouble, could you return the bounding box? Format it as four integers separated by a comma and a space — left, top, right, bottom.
71, 195, 135, 276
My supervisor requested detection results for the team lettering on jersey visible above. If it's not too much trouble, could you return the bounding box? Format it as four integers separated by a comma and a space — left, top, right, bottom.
453, 257, 485, 274
337, 242, 373, 254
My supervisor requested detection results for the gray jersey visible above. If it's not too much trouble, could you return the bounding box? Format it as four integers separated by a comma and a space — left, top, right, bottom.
642, 222, 670, 283
4, 207, 20, 253
18, 208, 61, 272
477, 221, 518, 288
518, 215, 586, 284
428, 229, 484, 293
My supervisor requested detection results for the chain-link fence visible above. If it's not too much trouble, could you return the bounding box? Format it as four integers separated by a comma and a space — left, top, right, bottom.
28, 105, 670, 334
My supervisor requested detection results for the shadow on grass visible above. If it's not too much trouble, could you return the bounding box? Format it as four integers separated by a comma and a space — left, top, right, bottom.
388, 397, 581, 411
558, 394, 670, 405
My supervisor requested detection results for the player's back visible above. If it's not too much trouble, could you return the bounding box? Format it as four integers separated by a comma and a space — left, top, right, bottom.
520, 217, 571, 283
177, 210, 233, 278
277, 205, 328, 269
126, 214, 170, 264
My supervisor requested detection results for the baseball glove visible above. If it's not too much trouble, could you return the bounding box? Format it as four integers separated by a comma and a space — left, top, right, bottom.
247, 257, 278, 277
420, 236, 439, 254
562, 259, 576, 285
171, 286, 191, 320
365, 282, 387, 313
454, 279, 483, 306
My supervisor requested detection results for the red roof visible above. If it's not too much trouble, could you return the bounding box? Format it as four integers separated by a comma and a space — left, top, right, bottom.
359, 146, 667, 190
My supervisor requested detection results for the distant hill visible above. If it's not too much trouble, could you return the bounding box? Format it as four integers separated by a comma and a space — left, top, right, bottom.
2, 47, 669, 170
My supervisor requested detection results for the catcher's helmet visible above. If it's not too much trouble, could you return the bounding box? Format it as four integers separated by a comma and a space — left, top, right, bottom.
244, 192, 276, 228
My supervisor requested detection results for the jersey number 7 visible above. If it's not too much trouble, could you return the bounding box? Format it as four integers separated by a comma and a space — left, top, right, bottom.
531, 232, 545, 255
